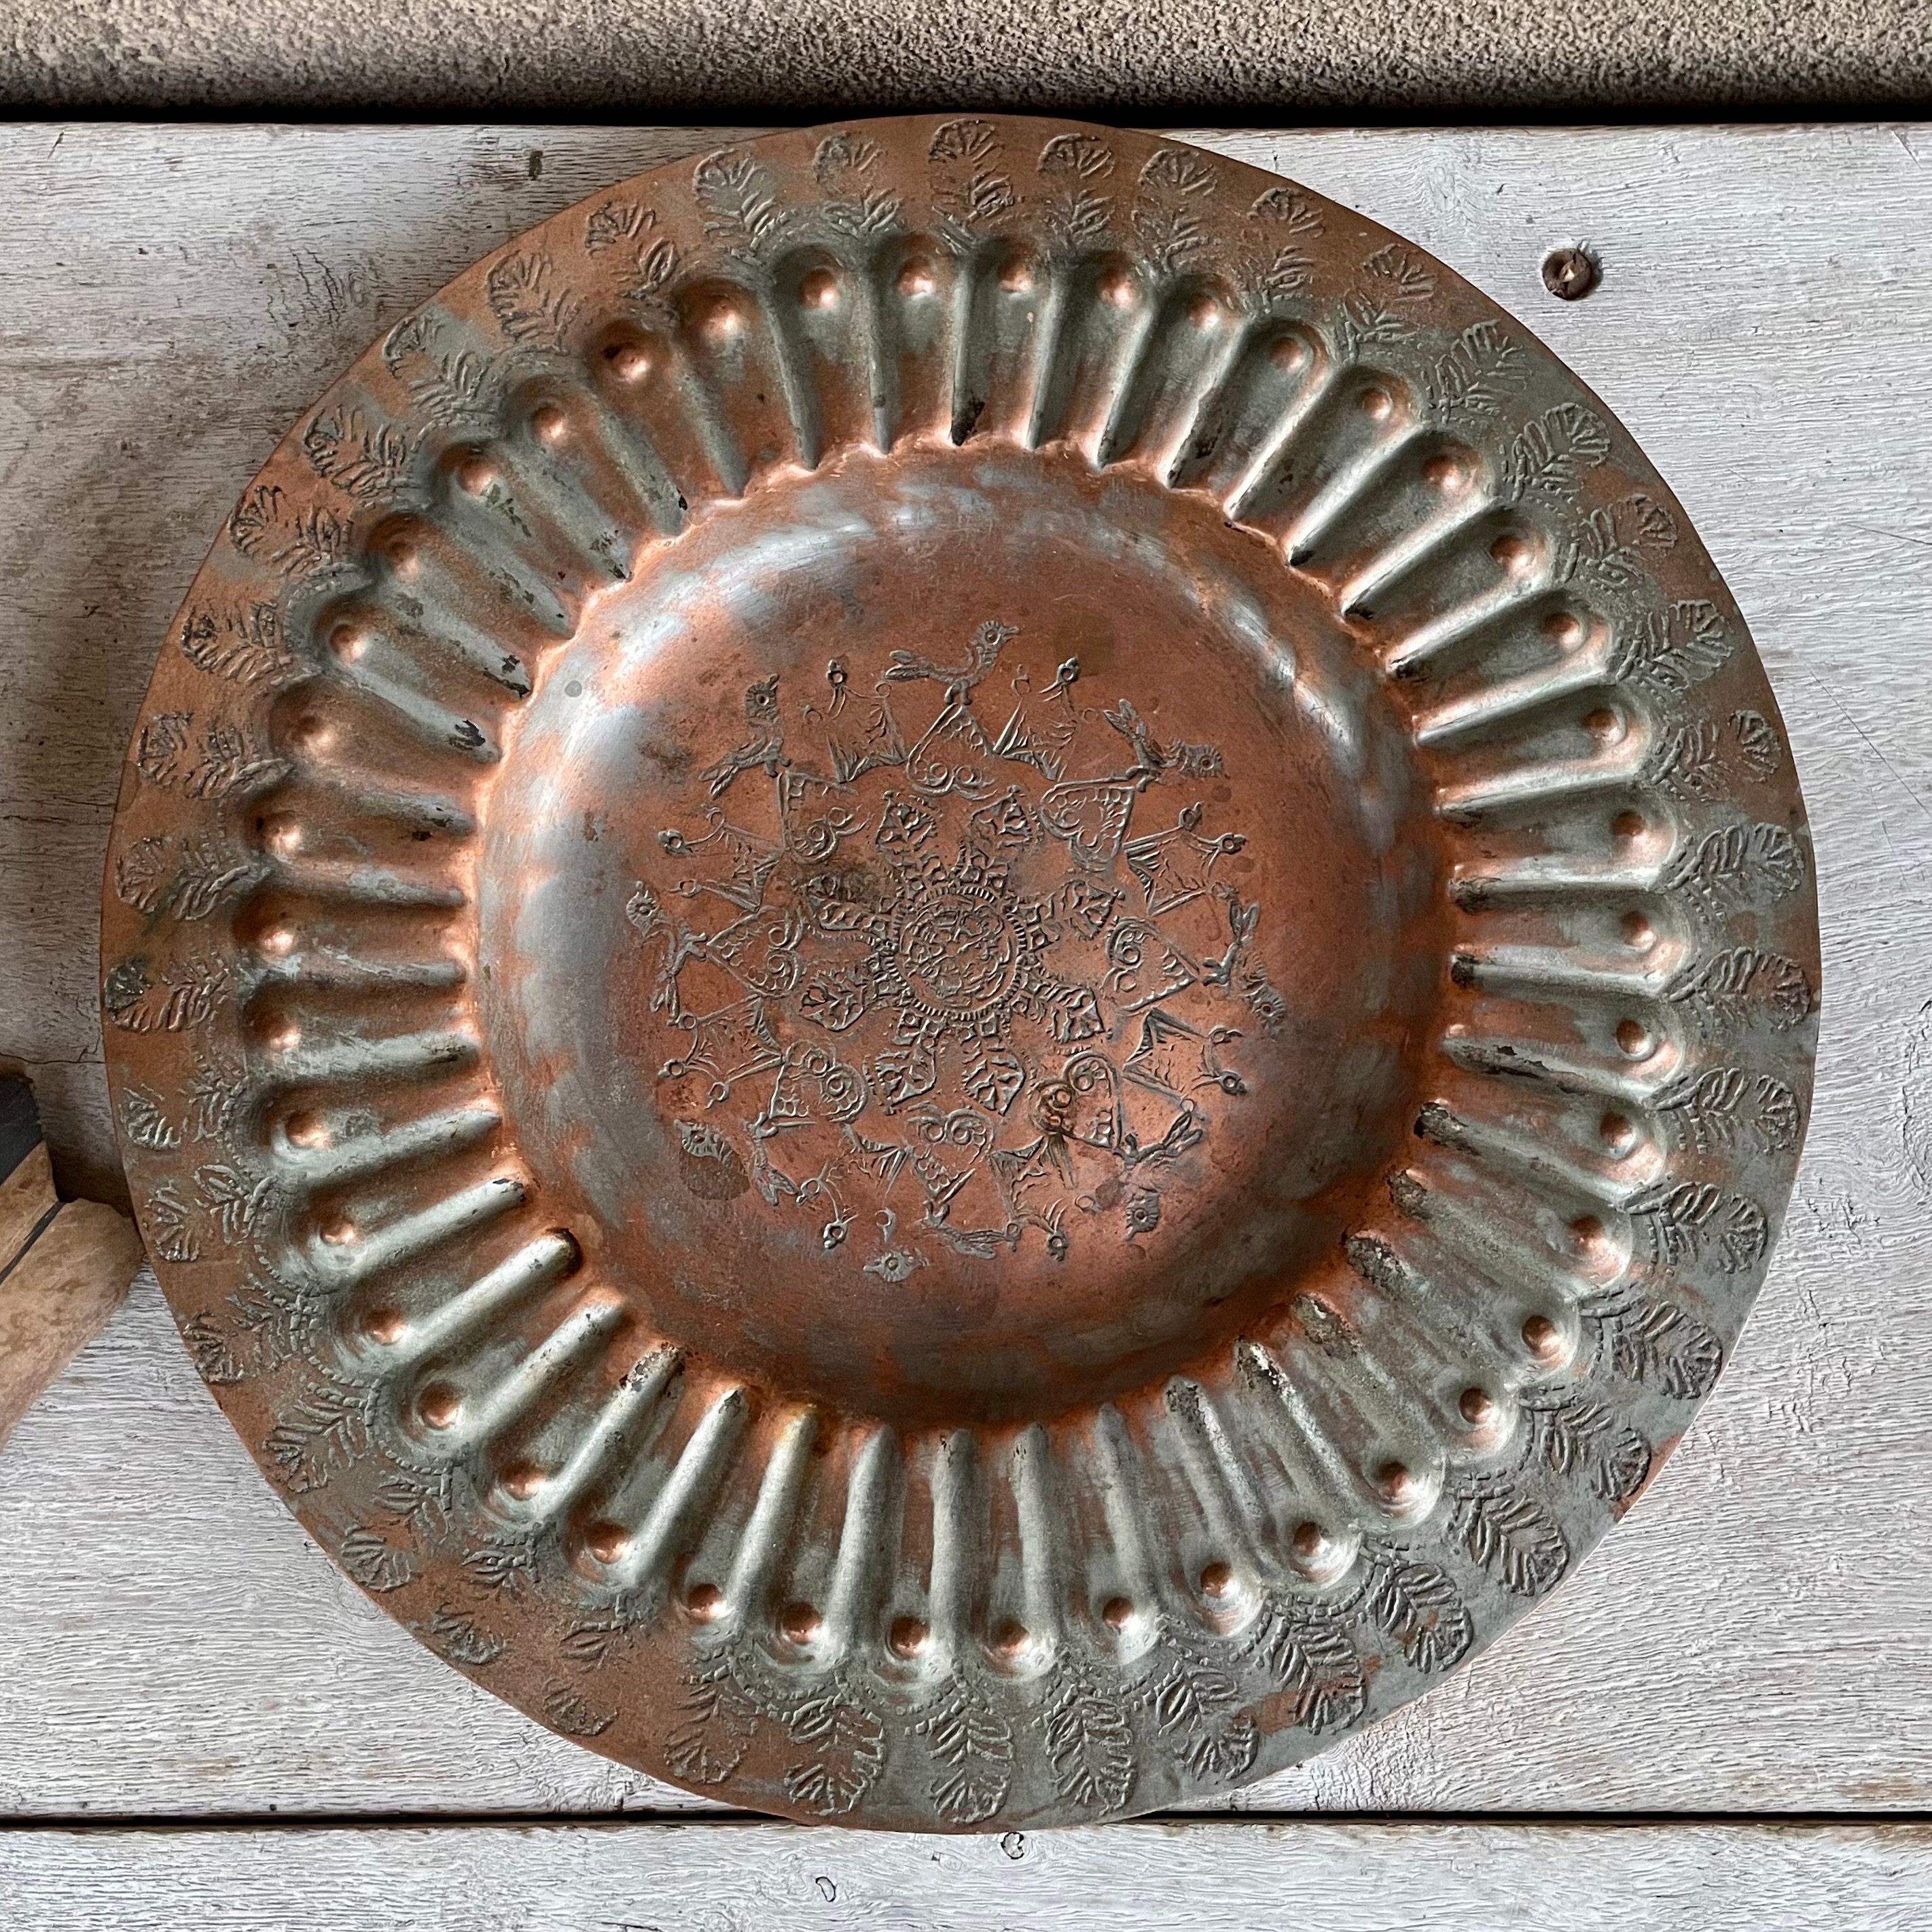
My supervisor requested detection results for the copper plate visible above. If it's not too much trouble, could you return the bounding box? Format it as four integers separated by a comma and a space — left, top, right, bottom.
101, 118, 1819, 1829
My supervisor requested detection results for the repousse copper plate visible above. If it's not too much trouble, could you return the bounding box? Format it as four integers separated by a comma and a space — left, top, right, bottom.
101, 118, 1819, 1828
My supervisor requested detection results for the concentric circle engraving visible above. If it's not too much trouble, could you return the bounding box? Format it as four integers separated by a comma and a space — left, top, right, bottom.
103, 117, 1818, 1830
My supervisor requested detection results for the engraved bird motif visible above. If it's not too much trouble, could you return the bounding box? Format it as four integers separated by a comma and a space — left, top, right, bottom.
697, 674, 787, 799
884, 620, 1016, 701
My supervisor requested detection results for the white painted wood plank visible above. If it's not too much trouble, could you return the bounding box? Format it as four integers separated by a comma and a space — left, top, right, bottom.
1, 120, 1929, 1821
5, 1819, 1932, 1930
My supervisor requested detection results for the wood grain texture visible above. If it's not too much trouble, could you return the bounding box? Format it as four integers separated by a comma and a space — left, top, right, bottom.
1, 120, 1929, 1823
0, 1199, 144, 1446
4, 1818, 1932, 1929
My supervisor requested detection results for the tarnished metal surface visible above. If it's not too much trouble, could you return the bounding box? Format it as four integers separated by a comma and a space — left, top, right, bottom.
100, 117, 1819, 1829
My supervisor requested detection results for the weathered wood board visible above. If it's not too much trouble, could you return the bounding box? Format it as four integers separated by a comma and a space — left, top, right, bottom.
5, 1818, 1932, 1929
1, 121, 1930, 1827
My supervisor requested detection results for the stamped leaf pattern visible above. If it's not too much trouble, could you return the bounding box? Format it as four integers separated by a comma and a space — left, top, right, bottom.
816, 132, 903, 237
1356, 1544, 1474, 1671
929, 118, 1001, 166
1666, 946, 1813, 1035
1497, 401, 1611, 501
1445, 1477, 1569, 1597
1656, 1066, 1802, 1154
1730, 709, 1784, 777
1242, 1597, 1369, 1732
180, 603, 296, 686
1662, 822, 1805, 916
407, 349, 504, 430
263, 1372, 379, 1493
694, 149, 804, 258
338, 1524, 417, 1593
1625, 1178, 1768, 1274
1334, 243, 1435, 358
120, 1085, 180, 1151
486, 251, 585, 350
1421, 320, 1526, 421
665, 1653, 761, 1785
785, 1684, 888, 1817
103, 953, 223, 1034
1645, 720, 1724, 799
427, 1606, 504, 1667
113, 830, 253, 921
1133, 1629, 1258, 1785
1582, 1284, 1724, 1397
1041, 1658, 1137, 1812
227, 486, 352, 577
1522, 1395, 1651, 1503
223, 1268, 332, 1378
584, 198, 658, 255
915, 1672, 1016, 1825
1609, 599, 1735, 694
143, 1183, 199, 1262
302, 407, 416, 502
1557, 490, 1677, 587
543, 1684, 615, 1738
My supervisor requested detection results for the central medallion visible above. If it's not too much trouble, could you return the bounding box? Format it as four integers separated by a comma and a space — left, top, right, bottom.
479, 445, 1439, 1421
628, 619, 1276, 1276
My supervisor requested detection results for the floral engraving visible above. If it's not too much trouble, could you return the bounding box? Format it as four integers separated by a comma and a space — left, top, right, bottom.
628, 624, 1279, 1270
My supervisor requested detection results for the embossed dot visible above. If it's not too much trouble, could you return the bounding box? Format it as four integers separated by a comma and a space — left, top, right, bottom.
1569, 1213, 1609, 1254
362, 1307, 405, 1344
781, 1600, 821, 1643
701, 296, 745, 340
289, 713, 334, 754
455, 454, 495, 496
1376, 1460, 1417, 1505
1601, 1111, 1639, 1156
1096, 266, 1138, 308
1491, 533, 1533, 575
1187, 293, 1222, 331
993, 1619, 1029, 1655
1270, 336, 1308, 373
799, 268, 840, 311
419, 1385, 461, 1430
1616, 1018, 1655, 1058
1359, 384, 1393, 420
1523, 1313, 1566, 1361
1423, 453, 1467, 495
1459, 1386, 1497, 1427
605, 340, 651, 382
1200, 1560, 1234, 1597
687, 1581, 725, 1620
318, 1213, 357, 1247
330, 622, 369, 663
262, 814, 303, 857
1585, 706, 1625, 745
1613, 810, 1647, 844
531, 402, 569, 444
999, 257, 1035, 296
585, 1522, 630, 1564
257, 1012, 301, 1051
502, 1463, 545, 1500
897, 257, 937, 297
257, 923, 296, 959
385, 534, 419, 573
1289, 1523, 1327, 1564
285, 1110, 329, 1149
1544, 610, 1586, 649
1101, 1595, 1134, 1630
889, 1614, 928, 1656
1621, 912, 1656, 950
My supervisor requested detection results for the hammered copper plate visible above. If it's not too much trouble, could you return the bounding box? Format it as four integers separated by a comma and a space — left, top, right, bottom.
102, 118, 1819, 1829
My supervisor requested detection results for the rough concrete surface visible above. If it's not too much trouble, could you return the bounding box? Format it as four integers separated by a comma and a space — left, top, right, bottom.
1, 0, 1927, 116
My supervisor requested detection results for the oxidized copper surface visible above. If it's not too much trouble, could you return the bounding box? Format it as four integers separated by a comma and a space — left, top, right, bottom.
101, 118, 1820, 1829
